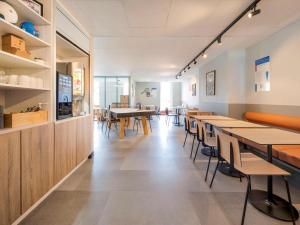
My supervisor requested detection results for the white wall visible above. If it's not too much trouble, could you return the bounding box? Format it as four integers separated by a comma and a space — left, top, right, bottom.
135, 82, 160, 106
245, 19, 300, 106
181, 68, 200, 108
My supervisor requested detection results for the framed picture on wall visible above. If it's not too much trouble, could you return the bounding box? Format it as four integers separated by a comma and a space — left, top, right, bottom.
192, 83, 196, 96
206, 70, 216, 96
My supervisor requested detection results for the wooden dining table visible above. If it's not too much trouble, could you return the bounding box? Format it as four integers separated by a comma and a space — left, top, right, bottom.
191, 115, 236, 156
110, 108, 155, 139
223, 128, 300, 222
202, 119, 269, 177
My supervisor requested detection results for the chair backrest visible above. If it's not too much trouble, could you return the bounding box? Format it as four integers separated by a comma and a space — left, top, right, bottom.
196, 121, 203, 142
215, 130, 242, 169
199, 121, 208, 143
184, 117, 188, 131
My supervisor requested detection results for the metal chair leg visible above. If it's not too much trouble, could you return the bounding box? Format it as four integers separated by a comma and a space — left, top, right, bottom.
193, 142, 200, 162
183, 132, 188, 147
149, 119, 152, 132
205, 148, 213, 181
209, 159, 219, 188
283, 176, 296, 225
190, 135, 195, 158
241, 176, 251, 225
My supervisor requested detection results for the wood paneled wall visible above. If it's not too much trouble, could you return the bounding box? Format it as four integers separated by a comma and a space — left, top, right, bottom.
21, 123, 54, 212
0, 132, 21, 225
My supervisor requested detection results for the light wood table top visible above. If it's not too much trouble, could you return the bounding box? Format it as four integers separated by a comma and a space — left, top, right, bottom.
203, 120, 268, 128
222, 128, 300, 145
110, 108, 155, 118
192, 115, 236, 121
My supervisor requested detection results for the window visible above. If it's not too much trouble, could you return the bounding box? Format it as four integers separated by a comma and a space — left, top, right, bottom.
93, 76, 130, 108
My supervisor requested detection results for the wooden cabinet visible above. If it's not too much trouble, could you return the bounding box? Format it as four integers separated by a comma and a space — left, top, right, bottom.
54, 119, 77, 184
21, 123, 54, 212
76, 115, 92, 164
0, 131, 21, 225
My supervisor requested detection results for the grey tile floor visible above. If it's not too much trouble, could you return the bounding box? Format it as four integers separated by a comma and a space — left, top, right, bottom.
21, 117, 300, 225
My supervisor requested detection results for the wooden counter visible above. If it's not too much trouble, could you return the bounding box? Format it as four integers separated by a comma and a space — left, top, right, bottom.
0, 114, 93, 225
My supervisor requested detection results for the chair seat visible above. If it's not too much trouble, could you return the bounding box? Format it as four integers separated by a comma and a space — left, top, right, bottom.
168, 113, 178, 116
190, 128, 197, 134
238, 155, 289, 176
205, 137, 217, 147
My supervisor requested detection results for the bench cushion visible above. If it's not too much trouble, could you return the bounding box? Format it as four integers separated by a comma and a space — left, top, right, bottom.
273, 145, 300, 168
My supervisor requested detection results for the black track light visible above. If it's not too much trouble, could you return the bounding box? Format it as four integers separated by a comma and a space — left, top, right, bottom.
217, 37, 222, 46
193, 60, 197, 65
248, 6, 261, 18
188, 65, 191, 70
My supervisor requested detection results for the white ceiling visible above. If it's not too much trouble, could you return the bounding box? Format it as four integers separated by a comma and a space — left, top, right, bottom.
60, 0, 300, 80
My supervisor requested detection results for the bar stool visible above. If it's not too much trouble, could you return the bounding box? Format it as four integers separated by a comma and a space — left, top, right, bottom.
211, 130, 295, 225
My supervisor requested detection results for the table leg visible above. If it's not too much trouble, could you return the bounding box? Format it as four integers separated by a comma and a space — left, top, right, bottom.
141, 116, 149, 135
119, 118, 126, 139
249, 144, 299, 221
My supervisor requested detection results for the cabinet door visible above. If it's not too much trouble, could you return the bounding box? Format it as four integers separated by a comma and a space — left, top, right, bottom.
76, 115, 92, 164
21, 123, 54, 212
0, 132, 21, 225
54, 119, 77, 184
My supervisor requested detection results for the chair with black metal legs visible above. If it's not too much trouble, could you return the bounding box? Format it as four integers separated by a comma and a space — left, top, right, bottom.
165, 107, 178, 126
182, 117, 197, 155
211, 130, 295, 225
195, 122, 217, 181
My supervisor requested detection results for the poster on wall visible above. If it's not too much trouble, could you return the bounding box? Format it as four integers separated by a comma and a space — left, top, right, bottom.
206, 70, 216, 96
73, 68, 85, 96
255, 56, 271, 92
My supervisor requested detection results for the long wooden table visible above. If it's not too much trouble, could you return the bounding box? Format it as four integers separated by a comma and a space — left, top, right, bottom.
192, 115, 236, 121
223, 128, 300, 222
203, 119, 268, 128
203, 120, 269, 177
110, 108, 155, 139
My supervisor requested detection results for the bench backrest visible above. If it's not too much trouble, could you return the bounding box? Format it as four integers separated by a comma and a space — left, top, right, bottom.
244, 112, 300, 132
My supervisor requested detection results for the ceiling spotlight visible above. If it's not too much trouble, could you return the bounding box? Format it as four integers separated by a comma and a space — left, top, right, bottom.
188, 65, 191, 70
183, 69, 186, 73
202, 52, 208, 59
248, 6, 261, 18
193, 60, 197, 65
217, 37, 222, 46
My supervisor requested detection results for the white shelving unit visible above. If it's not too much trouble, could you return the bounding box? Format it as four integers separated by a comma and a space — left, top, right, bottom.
0, 83, 51, 91
6, 0, 51, 25
0, 0, 53, 121
0, 50, 50, 69
0, 19, 50, 47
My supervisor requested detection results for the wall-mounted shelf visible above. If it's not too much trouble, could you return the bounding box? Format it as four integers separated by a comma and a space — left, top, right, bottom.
0, 19, 51, 48
6, 0, 51, 26
0, 83, 50, 91
0, 50, 50, 69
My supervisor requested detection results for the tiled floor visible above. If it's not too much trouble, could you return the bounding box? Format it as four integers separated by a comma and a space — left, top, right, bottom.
21, 117, 300, 225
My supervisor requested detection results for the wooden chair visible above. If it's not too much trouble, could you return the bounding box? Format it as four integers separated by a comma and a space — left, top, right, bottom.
193, 121, 217, 181
210, 130, 295, 225
183, 117, 197, 156
105, 106, 120, 138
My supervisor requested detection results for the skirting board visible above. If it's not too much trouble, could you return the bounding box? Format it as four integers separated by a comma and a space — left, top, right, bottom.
12, 158, 88, 225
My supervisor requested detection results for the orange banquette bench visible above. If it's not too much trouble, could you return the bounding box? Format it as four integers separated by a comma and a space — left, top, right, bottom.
244, 112, 300, 169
